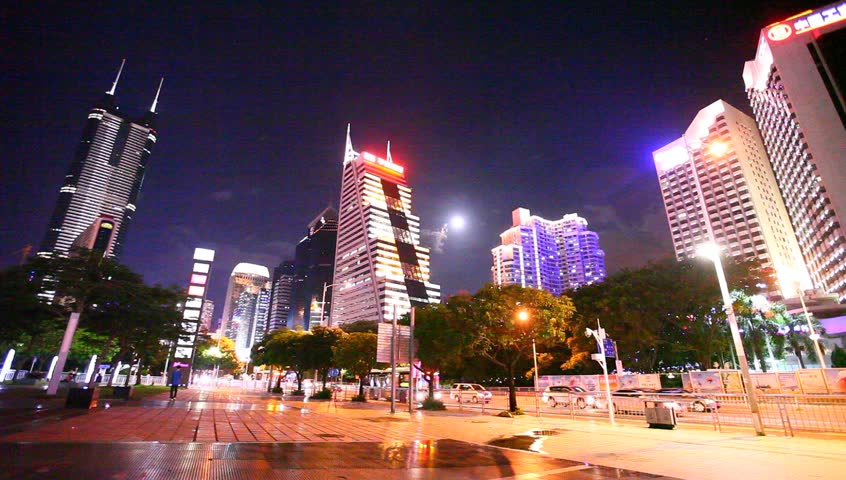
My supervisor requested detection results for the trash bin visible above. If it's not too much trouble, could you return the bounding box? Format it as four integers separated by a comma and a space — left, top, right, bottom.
643, 400, 676, 429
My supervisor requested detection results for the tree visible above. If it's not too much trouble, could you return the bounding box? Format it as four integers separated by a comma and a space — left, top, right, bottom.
333, 332, 377, 398
301, 326, 344, 389
194, 335, 239, 372
256, 329, 309, 393
468, 284, 574, 412
340, 320, 378, 334
408, 298, 474, 400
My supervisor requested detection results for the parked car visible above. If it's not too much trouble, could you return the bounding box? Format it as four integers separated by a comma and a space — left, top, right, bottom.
604, 388, 656, 414
656, 388, 720, 412
541, 385, 597, 409
450, 383, 493, 403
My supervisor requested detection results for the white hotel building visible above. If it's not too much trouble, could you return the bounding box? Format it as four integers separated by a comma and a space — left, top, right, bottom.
653, 100, 810, 298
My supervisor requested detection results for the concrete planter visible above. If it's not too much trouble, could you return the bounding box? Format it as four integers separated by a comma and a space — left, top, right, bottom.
66, 387, 100, 409
112, 386, 134, 399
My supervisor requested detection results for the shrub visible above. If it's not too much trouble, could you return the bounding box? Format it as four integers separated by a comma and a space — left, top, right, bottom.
497, 408, 525, 417
832, 344, 846, 368
290, 389, 305, 396
311, 388, 332, 400
421, 397, 446, 410
271, 386, 283, 394
351, 394, 367, 402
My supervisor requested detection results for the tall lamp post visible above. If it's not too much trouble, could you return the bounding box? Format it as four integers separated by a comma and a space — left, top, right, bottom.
698, 243, 765, 436
517, 310, 540, 416
319, 282, 343, 327
795, 284, 827, 368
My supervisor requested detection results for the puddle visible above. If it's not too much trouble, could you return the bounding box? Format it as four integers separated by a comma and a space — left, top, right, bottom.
486, 429, 561, 453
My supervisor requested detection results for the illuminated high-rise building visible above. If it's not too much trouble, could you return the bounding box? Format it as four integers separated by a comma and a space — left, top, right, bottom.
743, 4, 846, 299
220, 263, 270, 360
267, 261, 296, 333
38, 60, 163, 260
491, 208, 605, 295
173, 248, 215, 372
653, 100, 810, 297
199, 299, 214, 334
330, 127, 440, 325
288, 207, 338, 330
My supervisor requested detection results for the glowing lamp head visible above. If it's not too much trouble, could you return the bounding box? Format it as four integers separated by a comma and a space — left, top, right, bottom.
517, 310, 529, 322
696, 242, 720, 261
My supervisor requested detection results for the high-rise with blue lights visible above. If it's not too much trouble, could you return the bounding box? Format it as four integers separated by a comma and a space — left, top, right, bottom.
492, 208, 606, 295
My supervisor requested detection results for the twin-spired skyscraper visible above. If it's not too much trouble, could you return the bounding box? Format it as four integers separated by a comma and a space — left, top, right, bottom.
329, 127, 441, 325
38, 60, 163, 260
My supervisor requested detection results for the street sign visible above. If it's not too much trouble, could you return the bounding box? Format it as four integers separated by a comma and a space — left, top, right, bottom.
377, 323, 412, 363
603, 339, 616, 358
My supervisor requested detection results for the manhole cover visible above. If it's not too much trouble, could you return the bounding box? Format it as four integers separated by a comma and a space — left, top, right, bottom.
532, 429, 561, 436
316, 433, 345, 438
367, 417, 409, 423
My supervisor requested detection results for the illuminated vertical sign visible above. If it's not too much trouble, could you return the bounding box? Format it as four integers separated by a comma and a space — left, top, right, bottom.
172, 248, 215, 370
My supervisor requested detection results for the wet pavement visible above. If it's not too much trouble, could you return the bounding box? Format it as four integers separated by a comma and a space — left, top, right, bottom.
0, 385, 843, 479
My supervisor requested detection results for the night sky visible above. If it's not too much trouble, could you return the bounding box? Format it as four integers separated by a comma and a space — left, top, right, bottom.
1, 1, 822, 319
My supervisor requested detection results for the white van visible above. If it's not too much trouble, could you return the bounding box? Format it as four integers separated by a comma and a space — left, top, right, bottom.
449, 383, 492, 403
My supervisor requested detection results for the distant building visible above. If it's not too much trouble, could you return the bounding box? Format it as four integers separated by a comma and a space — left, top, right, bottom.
199, 299, 214, 334
288, 207, 338, 330
330, 127, 440, 325
38, 60, 163, 260
491, 208, 606, 295
220, 263, 270, 360
251, 284, 271, 346
267, 261, 296, 333
652, 100, 810, 298
743, 4, 846, 300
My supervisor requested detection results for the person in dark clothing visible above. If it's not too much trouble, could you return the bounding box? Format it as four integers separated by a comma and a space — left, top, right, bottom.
169, 368, 183, 400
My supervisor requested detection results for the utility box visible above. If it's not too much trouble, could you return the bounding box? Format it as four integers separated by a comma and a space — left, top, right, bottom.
644, 400, 676, 429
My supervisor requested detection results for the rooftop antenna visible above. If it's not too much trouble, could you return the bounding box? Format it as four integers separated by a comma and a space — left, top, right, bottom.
107, 58, 126, 96
344, 123, 357, 164
386, 140, 392, 163
150, 77, 164, 113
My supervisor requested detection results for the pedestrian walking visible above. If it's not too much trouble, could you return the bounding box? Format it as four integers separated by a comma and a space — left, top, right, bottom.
169, 367, 183, 400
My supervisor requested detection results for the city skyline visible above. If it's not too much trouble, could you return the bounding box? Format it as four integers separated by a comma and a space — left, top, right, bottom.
1, 1, 822, 311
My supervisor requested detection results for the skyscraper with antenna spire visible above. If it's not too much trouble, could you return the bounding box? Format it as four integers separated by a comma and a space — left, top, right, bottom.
38, 59, 164, 259
329, 126, 440, 326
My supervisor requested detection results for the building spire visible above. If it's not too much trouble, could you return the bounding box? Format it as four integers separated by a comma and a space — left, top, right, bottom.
344, 123, 357, 164
107, 58, 126, 96
150, 77, 164, 113
386, 140, 392, 163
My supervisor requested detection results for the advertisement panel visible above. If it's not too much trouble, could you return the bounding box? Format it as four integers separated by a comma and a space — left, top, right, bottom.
797, 368, 828, 393
823, 369, 846, 393
720, 370, 744, 393
750, 372, 780, 394
777, 372, 801, 393
689, 371, 724, 393
618, 374, 638, 389
636, 374, 662, 390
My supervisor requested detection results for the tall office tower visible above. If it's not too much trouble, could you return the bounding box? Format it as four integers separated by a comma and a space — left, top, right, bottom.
250, 283, 271, 347
199, 299, 214, 334
491, 208, 564, 296
653, 100, 811, 297
288, 207, 338, 330
38, 60, 163, 260
549, 214, 607, 289
743, 4, 846, 299
330, 127, 440, 325
220, 263, 269, 360
173, 248, 215, 371
267, 261, 296, 333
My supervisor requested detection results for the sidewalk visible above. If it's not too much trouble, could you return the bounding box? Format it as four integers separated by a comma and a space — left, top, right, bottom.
0, 385, 843, 479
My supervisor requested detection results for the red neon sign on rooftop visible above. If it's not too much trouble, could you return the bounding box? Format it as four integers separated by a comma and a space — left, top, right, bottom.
767, 4, 846, 41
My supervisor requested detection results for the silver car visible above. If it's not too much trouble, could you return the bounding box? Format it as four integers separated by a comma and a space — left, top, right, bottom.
541, 385, 597, 409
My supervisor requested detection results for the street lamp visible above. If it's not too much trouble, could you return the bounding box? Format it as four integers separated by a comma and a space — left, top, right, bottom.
795, 285, 827, 368
319, 282, 344, 327
697, 243, 765, 435
517, 309, 540, 417
585, 320, 615, 426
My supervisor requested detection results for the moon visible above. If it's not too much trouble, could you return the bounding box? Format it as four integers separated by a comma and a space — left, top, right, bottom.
449, 215, 466, 230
